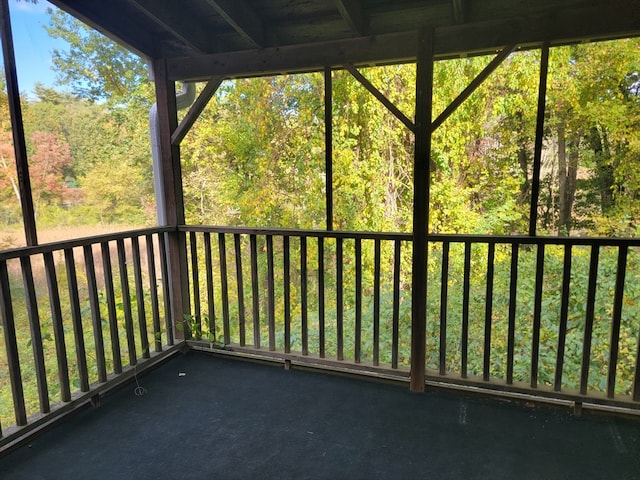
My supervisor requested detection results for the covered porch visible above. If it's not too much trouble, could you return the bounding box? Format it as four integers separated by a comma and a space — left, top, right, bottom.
1, 0, 640, 474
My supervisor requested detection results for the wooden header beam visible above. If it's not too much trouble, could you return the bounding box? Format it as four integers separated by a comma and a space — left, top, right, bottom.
167, 6, 640, 81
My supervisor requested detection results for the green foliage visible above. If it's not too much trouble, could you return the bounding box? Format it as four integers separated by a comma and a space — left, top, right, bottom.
44, 9, 150, 106
182, 75, 326, 228
179, 313, 222, 348
1, 9, 157, 230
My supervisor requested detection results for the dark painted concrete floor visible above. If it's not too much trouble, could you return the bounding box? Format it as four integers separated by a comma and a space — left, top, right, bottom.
1, 351, 639, 479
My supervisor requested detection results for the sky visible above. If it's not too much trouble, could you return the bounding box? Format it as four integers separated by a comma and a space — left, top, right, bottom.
6, 0, 68, 97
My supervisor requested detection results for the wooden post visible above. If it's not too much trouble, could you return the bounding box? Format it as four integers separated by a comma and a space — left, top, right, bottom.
410, 28, 434, 392
324, 66, 333, 231
529, 44, 549, 236
152, 58, 190, 340
0, 0, 37, 246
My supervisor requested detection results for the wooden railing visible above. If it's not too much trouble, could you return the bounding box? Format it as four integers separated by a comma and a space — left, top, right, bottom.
0, 227, 177, 449
182, 226, 640, 411
181, 226, 413, 374
2, 225, 639, 450
425, 234, 640, 410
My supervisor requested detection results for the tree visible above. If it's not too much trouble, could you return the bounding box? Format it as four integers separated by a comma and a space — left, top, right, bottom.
10, 8, 159, 227
44, 9, 151, 107
0, 73, 21, 222
182, 75, 326, 229
544, 39, 640, 235
28, 131, 72, 216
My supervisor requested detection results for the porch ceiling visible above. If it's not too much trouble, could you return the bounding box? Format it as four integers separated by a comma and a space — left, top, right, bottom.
46, 0, 640, 80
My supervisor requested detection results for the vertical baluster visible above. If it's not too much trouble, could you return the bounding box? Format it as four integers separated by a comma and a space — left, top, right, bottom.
189, 232, 201, 339
461, 242, 471, 378
283, 236, 291, 353
580, 245, 600, 395
506, 243, 519, 385
373, 239, 381, 366
158, 234, 173, 346
607, 245, 628, 398
634, 246, 640, 402
554, 245, 572, 392
267, 235, 276, 351
0, 260, 27, 426
392, 239, 401, 369
83, 245, 107, 381
234, 234, 246, 346
354, 238, 362, 363
634, 304, 640, 401
439, 242, 450, 376
483, 243, 495, 382
203, 232, 216, 344
218, 233, 230, 345
131, 237, 149, 358
336, 237, 344, 361
300, 236, 308, 356
318, 236, 326, 358
65, 248, 90, 390
146, 234, 162, 352
250, 234, 260, 348
116, 239, 137, 365
20, 256, 50, 413
531, 243, 545, 388
100, 242, 122, 373
43, 251, 71, 400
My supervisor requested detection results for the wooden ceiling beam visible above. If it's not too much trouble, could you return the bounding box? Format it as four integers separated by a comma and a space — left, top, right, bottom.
452, 0, 466, 24
335, 0, 369, 36
48, 0, 156, 58
167, 5, 640, 81
203, 0, 265, 48
129, 0, 211, 54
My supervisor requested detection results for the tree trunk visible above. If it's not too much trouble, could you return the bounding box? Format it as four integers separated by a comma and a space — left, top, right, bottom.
518, 145, 530, 204
566, 138, 579, 228
0, 152, 21, 202
589, 125, 615, 213
557, 121, 580, 236
557, 122, 570, 235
